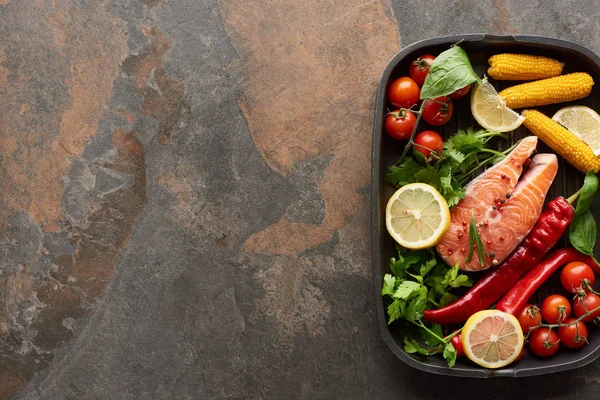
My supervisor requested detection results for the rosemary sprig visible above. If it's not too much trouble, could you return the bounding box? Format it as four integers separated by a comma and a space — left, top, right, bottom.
465, 213, 488, 267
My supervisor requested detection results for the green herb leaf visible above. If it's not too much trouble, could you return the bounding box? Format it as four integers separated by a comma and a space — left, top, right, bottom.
423, 323, 444, 346
405, 296, 427, 323
382, 274, 396, 296
419, 258, 438, 277
442, 263, 459, 286
443, 342, 458, 368
570, 209, 597, 256
420, 46, 481, 99
387, 299, 405, 324
449, 274, 472, 288
414, 166, 441, 189
404, 337, 436, 355
575, 170, 599, 217
404, 336, 418, 354
390, 253, 421, 278
443, 148, 466, 167
445, 129, 484, 157
394, 281, 422, 299
439, 292, 458, 307
386, 158, 424, 187
465, 213, 488, 266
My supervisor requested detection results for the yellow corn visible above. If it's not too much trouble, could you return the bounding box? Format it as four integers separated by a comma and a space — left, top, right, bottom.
488, 53, 564, 80
499, 72, 594, 109
522, 109, 600, 173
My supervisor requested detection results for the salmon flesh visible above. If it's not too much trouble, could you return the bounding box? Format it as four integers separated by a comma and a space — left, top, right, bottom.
436, 136, 558, 271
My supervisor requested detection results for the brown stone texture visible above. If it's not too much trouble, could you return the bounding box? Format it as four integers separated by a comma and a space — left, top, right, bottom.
3, 0, 600, 399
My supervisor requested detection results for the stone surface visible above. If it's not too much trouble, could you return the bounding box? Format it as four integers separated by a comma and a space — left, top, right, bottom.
1, 0, 600, 398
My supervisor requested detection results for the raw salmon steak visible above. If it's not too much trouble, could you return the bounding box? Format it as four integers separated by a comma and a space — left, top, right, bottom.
436, 136, 558, 271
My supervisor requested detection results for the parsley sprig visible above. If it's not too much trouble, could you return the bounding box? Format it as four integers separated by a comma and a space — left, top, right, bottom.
387, 128, 515, 208
382, 246, 473, 367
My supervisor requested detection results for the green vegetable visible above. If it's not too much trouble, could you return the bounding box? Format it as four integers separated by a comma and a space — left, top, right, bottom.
574, 170, 598, 217
387, 128, 509, 208
420, 45, 481, 100
570, 210, 597, 256
443, 342, 458, 368
569, 170, 599, 258
382, 246, 472, 367
465, 213, 488, 267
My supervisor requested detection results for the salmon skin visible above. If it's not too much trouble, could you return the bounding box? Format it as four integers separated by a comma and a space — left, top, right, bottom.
436, 136, 558, 271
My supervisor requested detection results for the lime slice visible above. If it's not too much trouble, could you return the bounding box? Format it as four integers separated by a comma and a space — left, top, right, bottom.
552, 106, 600, 156
385, 183, 450, 250
471, 77, 525, 132
462, 310, 524, 369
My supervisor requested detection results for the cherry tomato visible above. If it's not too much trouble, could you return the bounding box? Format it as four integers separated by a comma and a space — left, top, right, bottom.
448, 84, 472, 100
573, 292, 600, 322
517, 304, 542, 334
528, 328, 560, 357
409, 54, 435, 87
451, 334, 464, 358
384, 110, 416, 140
541, 294, 572, 324
558, 318, 588, 349
388, 77, 420, 108
561, 261, 595, 293
422, 97, 453, 126
414, 131, 443, 160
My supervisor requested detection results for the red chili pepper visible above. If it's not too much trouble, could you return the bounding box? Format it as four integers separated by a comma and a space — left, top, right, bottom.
422, 197, 574, 325
496, 249, 595, 315
450, 334, 464, 358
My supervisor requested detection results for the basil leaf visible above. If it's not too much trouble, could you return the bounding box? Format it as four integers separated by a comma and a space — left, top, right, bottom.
420, 46, 481, 99
575, 170, 598, 217
570, 210, 597, 256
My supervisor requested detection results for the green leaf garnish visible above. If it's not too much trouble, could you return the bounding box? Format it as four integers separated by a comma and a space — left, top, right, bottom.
420, 45, 481, 99
465, 213, 488, 267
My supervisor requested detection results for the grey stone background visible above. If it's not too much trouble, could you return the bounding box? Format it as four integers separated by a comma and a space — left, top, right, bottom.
2, 0, 600, 399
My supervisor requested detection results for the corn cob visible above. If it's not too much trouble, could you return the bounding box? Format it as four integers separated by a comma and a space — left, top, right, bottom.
488, 53, 564, 81
499, 73, 594, 109
522, 109, 600, 173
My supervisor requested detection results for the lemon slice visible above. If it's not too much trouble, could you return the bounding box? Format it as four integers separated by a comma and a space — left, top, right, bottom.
462, 310, 524, 369
385, 183, 450, 250
471, 77, 525, 132
552, 106, 600, 156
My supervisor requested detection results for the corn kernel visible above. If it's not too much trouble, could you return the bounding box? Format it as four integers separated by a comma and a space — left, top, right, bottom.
522, 109, 600, 173
500, 73, 594, 109
488, 53, 564, 81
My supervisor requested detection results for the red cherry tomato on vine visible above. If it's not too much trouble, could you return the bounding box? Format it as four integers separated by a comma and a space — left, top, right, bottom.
560, 261, 595, 293
517, 304, 541, 334
448, 84, 472, 99
409, 54, 435, 87
558, 318, 588, 349
414, 131, 443, 160
541, 294, 572, 324
422, 96, 453, 126
384, 110, 416, 140
388, 77, 420, 108
528, 328, 560, 357
573, 292, 600, 322
450, 334, 464, 358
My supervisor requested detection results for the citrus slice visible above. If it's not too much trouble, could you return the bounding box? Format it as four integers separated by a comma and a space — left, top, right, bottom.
471, 77, 525, 132
385, 183, 450, 250
462, 310, 524, 369
552, 106, 600, 156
